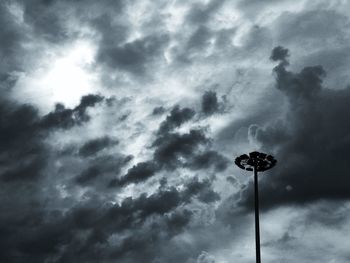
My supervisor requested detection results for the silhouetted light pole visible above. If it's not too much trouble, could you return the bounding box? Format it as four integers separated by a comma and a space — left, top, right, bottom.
235, 151, 277, 263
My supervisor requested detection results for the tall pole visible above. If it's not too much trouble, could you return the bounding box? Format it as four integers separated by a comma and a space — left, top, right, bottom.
234, 151, 277, 263
254, 165, 261, 263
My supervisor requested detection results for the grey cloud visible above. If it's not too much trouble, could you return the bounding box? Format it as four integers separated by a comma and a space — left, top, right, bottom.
79, 136, 118, 157
273, 60, 325, 100
108, 98, 228, 189
173, 26, 215, 64
22, 0, 69, 43
158, 105, 195, 134
0, 100, 45, 182
153, 129, 209, 169
186, 26, 213, 52
0, 174, 220, 262
186, 0, 225, 25
201, 91, 219, 116
236, 0, 281, 17
75, 166, 101, 185
0, 0, 129, 94
214, 28, 236, 50
97, 34, 169, 75
0, 94, 112, 262
110, 125, 227, 188
107, 98, 229, 188
0, 102, 40, 151
197, 187, 220, 203
305, 201, 350, 227
186, 150, 229, 172
112, 161, 159, 187
41, 94, 104, 129
152, 107, 214, 172
1, 156, 46, 182
0, 93, 104, 184
152, 106, 166, 115
196, 251, 216, 263
217, 106, 279, 150
20, 0, 126, 43
182, 177, 221, 204
276, 10, 349, 44
171, 0, 236, 64
164, 209, 192, 235
4, 1, 350, 262
242, 25, 273, 51
270, 46, 289, 62
76, 155, 132, 186
226, 176, 237, 185
240, 47, 350, 209
0, 2, 27, 73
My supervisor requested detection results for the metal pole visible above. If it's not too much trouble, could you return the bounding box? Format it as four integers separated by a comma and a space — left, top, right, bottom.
254, 165, 261, 263
235, 152, 276, 263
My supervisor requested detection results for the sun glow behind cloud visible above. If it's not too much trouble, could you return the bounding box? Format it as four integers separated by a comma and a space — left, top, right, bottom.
15, 41, 98, 111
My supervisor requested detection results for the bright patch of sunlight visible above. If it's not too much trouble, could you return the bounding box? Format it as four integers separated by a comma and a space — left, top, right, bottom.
16, 41, 98, 111
41, 41, 96, 107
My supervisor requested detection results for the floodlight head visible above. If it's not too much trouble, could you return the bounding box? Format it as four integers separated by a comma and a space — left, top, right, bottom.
235, 151, 276, 172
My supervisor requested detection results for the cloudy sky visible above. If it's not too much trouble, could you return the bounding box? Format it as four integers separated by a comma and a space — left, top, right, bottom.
1, 0, 350, 262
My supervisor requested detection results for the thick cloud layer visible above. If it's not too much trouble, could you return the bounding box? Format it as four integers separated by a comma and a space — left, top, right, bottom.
241, 47, 350, 208
0, 94, 104, 182
2, 0, 350, 262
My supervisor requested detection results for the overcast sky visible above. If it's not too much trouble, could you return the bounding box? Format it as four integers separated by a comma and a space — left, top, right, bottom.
1, 0, 350, 262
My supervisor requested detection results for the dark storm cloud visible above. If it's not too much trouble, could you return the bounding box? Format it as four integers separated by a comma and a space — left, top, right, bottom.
240, 47, 350, 209
0, 100, 46, 182
111, 161, 159, 187
201, 91, 219, 116
1, 155, 46, 182
183, 177, 221, 203
163, 208, 193, 235
100, 177, 220, 261
217, 106, 278, 149
158, 105, 195, 134
0, 91, 113, 262
186, 150, 229, 172
269, 45, 323, 103
0, 93, 104, 183
0, 175, 220, 263
75, 166, 101, 184
108, 103, 228, 188
153, 129, 209, 168
0, 102, 40, 152
41, 94, 104, 129
153, 125, 228, 174
270, 46, 289, 62
75, 155, 132, 185
109, 132, 228, 188
79, 136, 118, 157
